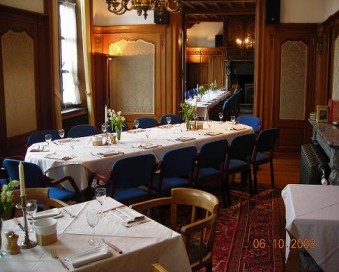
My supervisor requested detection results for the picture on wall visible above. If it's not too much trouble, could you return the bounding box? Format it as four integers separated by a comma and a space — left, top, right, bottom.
316, 105, 329, 123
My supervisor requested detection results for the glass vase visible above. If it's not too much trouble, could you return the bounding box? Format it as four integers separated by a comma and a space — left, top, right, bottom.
116, 127, 122, 141
0, 218, 5, 257
185, 119, 191, 130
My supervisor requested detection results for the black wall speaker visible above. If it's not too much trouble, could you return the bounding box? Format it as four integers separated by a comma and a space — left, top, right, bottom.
154, 9, 169, 24
215, 35, 223, 47
266, 0, 280, 24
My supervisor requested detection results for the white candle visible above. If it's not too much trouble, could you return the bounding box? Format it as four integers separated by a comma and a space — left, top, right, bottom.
104, 105, 108, 123
19, 162, 26, 197
197, 84, 199, 91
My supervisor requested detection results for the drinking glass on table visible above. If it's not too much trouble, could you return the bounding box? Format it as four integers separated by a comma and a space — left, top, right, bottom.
145, 129, 151, 141
86, 209, 100, 246
207, 120, 212, 132
95, 187, 106, 217
218, 112, 223, 123
134, 119, 139, 130
45, 134, 52, 150
58, 128, 65, 139
231, 115, 236, 126
26, 199, 37, 232
166, 116, 171, 125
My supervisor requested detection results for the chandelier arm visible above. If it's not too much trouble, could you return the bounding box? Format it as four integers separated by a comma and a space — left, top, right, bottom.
164, 0, 181, 13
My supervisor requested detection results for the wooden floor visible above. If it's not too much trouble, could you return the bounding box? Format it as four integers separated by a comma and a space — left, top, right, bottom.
256, 151, 300, 190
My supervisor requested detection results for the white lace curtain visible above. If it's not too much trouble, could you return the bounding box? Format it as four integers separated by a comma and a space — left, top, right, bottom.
59, 2, 81, 105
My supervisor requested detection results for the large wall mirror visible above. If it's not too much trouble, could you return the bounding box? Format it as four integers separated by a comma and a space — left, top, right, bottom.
108, 39, 155, 114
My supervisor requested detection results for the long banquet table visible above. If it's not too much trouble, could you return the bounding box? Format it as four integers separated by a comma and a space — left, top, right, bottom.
185, 89, 230, 120
1, 197, 192, 272
25, 121, 252, 191
282, 184, 339, 272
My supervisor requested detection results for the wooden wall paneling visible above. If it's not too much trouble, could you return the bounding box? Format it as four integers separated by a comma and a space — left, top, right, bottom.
329, 11, 339, 101
0, 5, 53, 156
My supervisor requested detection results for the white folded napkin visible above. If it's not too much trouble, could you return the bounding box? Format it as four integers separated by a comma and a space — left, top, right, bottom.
33, 208, 61, 219
233, 125, 248, 131
127, 128, 145, 133
140, 143, 161, 149
205, 132, 223, 136
64, 247, 113, 268
97, 151, 123, 157
158, 124, 173, 129
45, 153, 76, 161
176, 137, 196, 142
110, 207, 145, 225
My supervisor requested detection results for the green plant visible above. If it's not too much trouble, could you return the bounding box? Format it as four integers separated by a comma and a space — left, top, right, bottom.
0, 180, 19, 219
197, 86, 207, 96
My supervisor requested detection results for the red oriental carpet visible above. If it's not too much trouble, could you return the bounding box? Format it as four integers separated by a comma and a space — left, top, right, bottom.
202, 189, 285, 272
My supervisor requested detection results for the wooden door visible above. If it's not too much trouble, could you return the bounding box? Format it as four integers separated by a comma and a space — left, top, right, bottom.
272, 25, 316, 152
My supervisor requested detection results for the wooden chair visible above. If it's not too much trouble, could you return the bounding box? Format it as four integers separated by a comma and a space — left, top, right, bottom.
11, 188, 68, 218
130, 188, 219, 272
151, 263, 168, 272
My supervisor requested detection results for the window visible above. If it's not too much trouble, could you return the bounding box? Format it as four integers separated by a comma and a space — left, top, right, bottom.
59, 1, 81, 106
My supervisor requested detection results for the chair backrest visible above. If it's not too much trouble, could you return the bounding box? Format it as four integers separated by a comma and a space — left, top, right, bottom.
130, 188, 219, 271
3, 159, 45, 188
161, 146, 197, 178
67, 124, 98, 138
229, 133, 256, 161
255, 128, 279, 153
27, 130, 60, 146
112, 154, 156, 190
135, 117, 157, 128
198, 139, 228, 168
159, 114, 182, 125
11, 188, 68, 218
236, 115, 261, 133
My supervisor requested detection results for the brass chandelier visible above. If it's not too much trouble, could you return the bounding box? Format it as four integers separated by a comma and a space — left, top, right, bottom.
235, 33, 255, 49
105, 0, 182, 20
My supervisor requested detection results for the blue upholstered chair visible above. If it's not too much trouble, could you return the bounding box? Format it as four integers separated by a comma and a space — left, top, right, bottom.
135, 117, 158, 129
89, 154, 156, 205
3, 159, 80, 202
153, 146, 197, 195
236, 115, 262, 133
159, 114, 182, 125
224, 133, 256, 205
252, 128, 279, 194
27, 130, 60, 146
195, 139, 228, 206
67, 124, 98, 138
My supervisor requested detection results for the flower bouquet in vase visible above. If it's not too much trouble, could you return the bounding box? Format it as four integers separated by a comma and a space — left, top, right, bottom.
180, 102, 196, 130
108, 109, 125, 141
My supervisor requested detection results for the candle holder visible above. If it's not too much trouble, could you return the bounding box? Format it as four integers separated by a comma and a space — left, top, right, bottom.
15, 195, 37, 249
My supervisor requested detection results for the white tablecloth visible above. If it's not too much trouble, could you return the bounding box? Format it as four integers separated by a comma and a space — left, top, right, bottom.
186, 90, 230, 120
1, 197, 192, 272
282, 184, 339, 272
25, 121, 252, 191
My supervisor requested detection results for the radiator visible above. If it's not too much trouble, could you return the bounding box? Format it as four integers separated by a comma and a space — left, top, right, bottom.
300, 144, 329, 185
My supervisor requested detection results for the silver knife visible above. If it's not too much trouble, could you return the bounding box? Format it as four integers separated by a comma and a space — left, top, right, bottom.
101, 238, 123, 254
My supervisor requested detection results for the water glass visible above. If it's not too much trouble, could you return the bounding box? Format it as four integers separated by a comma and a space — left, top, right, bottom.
145, 129, 151, 140
95, 187, 106, 217
58, 128, 65, 139
101, 123, 107, 133
218, 112, 223, 123
86, 209, 100, 246
26, 199, 37, 232
45, 134, 52, 150
134, 119, 139, 129
231, 116, 236, 125
166, 116, 171, 125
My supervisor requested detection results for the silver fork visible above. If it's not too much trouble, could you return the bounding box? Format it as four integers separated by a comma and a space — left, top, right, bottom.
63, 208, 76, 218
50, 250, 69, 270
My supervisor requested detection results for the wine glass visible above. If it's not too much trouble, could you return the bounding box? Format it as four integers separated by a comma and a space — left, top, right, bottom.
86, 209, 100, 246
58, 128, 65, 139
101, 123, 107, 134
231, 115, 236, 126
45, 134, 52, 151
166, 116, 171, 125
145, 129, 151, 141
218, 112, 223, 123
26, 199, 37, 232
207, 120, 212, 132
95, 187, 106, 217
134, 119, 139, 130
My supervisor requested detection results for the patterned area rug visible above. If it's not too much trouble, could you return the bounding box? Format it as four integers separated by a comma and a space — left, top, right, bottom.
202, 189, 285, 272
